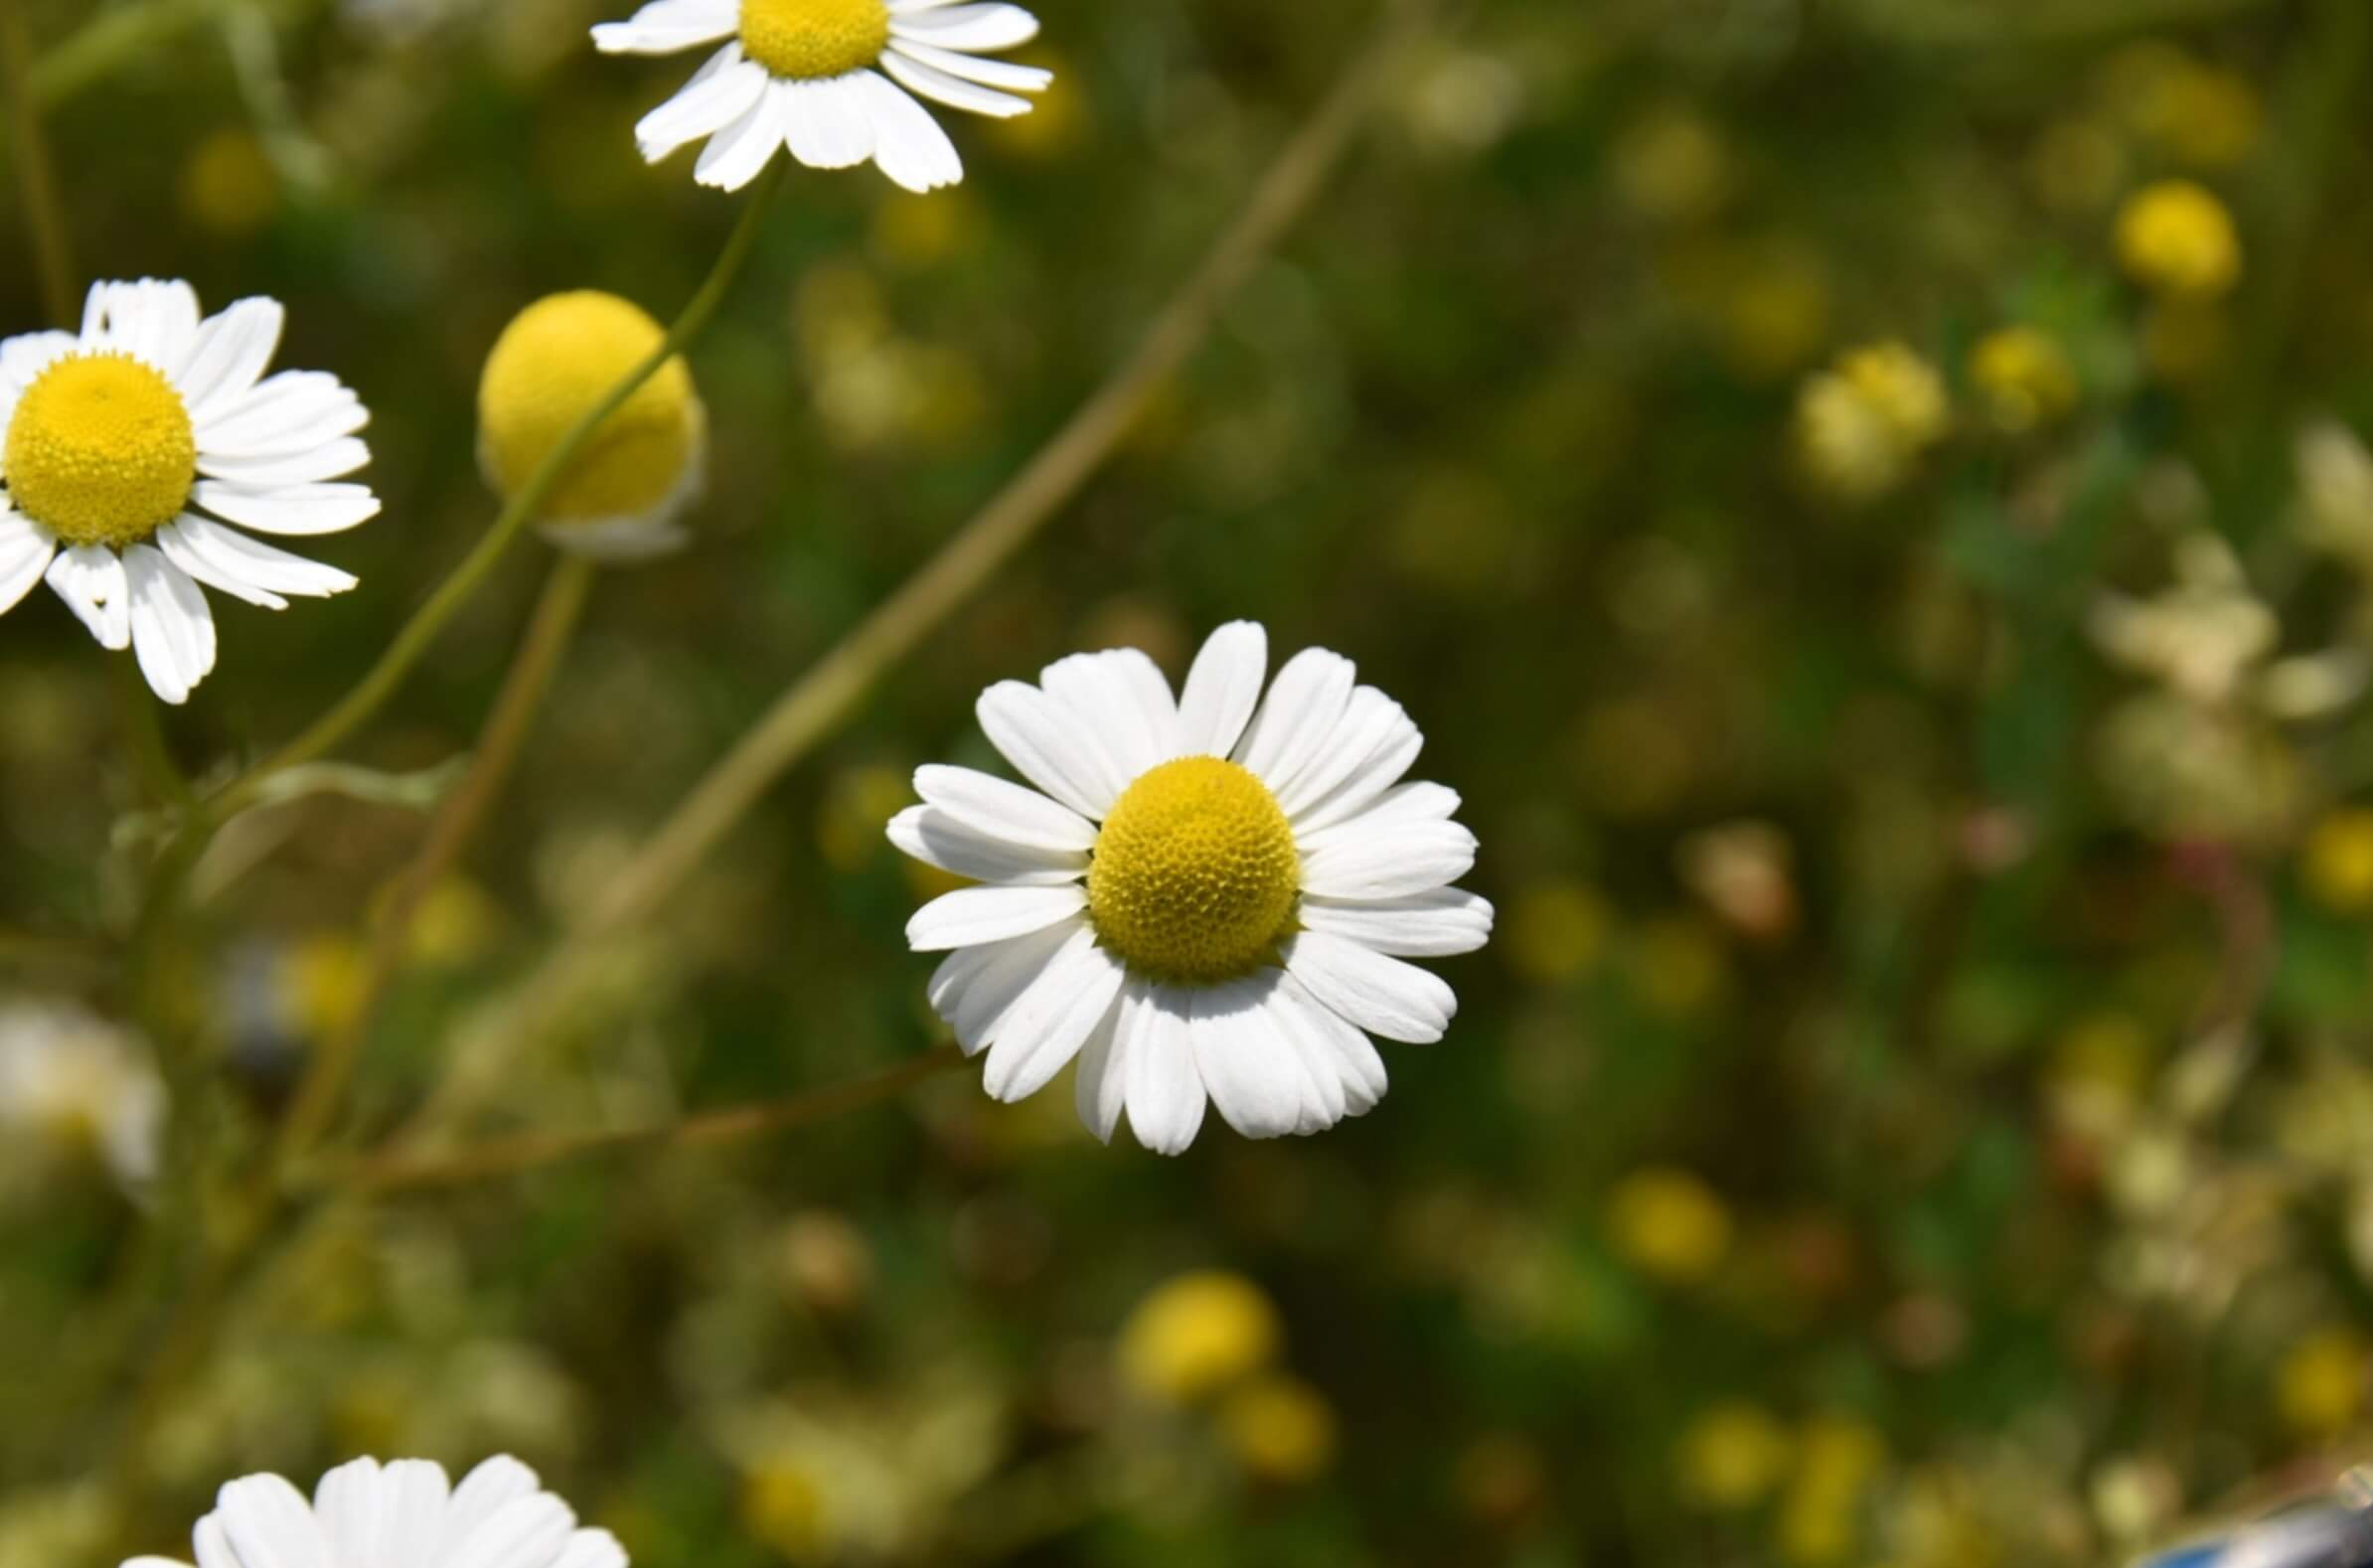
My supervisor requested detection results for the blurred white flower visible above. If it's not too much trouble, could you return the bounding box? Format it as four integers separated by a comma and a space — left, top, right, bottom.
593, 0, 1050, 194
122, 1457, 623, 1568
0, 998, 164, 1194
0, 279, 378, 703
888, 621, 1493, 1152
2089, 532, 2276, 705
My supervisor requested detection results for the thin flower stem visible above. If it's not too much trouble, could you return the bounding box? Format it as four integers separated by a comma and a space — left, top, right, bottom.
0, 3, 78, 328
273, 552, 599, 1171
334, 1044, 966, 1194
396, 0, 1437, 1142
211, 158, 783, 811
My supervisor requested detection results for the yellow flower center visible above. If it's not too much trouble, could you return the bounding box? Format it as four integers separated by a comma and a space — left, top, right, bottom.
1087, 756, 1300, 984
4, 353, 196, 548
477, 290, 704, 525
738, 0, 889, 80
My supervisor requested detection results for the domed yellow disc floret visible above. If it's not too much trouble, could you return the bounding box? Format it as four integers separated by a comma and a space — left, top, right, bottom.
1088, 756, 1300, 984
477, 290, 704, 526
738, 0, 889, 80
5, 353, 196, 549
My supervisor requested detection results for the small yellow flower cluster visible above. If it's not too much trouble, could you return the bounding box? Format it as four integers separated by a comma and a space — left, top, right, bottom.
1606, 1165, 1733, 1285
1968, 326, 2079, 435
1114, 1270, 1336, 1484
1795, 342, 1950, 502
2116, 180, 2243, 301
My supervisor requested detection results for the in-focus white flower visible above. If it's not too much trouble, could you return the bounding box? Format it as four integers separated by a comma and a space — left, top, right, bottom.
123, 1456, 625, 1568
0, 279, 378, 704
593, 0, 1050, 194
886, 622, 1493, 1154
0, 998, 164, 1194
478, 291, 708, 562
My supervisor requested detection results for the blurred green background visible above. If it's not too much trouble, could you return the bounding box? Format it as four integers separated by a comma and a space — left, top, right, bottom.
9, 0, 2373, 1563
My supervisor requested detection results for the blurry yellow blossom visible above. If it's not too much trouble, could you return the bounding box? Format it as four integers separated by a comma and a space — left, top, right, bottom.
818, 765, 916, 874
2276, 1327, 2369, 1436
1607, 1166, 1733, 1284
1715, 246, 1832, 381
1676, 1401, 1792, 1509
376, 877, 504, 968
179, 128, 279, 236
1613, 106, 1730, 225
282, 933, 370, 1042
1779, 1416, 1887, 1565
718, 1388, 1005, 1562
1503, 880, 1610, 985
1969, 327, 2078, 433
0, 1481, 113, 1568
989, 52, 1083, 158
2099, 43, 2261, 170
1218, 1374, 1338, 1484
1796, 342, 1950, 502
1631, 916, 1731, 1019
742, 1461, 828, 1560
2116, 181, 2241, 300
1116, 1270, 1282, 1403
2304, 809, 2373, 913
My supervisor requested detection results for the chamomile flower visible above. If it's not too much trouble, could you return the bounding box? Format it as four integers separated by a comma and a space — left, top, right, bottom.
0, 279, 377, 704
479, 292, 707, 561
123, 1457, 625, 1568
888, 622, 1494, 1154
593, 0, 1050, 194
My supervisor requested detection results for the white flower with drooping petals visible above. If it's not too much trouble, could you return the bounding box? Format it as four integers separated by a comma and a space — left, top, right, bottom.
0, 998, 164, 1195
121, 1457, 625, 1568
592, 0, 1050, 195
887, 621, 1493, 1154
0, 279, 378, 704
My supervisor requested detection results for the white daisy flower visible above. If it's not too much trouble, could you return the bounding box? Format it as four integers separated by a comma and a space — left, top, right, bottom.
123, 1456, 625, 1568
0, 998, 164, 1195
887, 621, 1494, 1154
478, 291, 708, 562
0, 279, 378, 705
592, 0, 1051, 195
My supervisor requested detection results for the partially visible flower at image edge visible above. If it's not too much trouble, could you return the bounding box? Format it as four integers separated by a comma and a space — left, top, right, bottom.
593, 0, 1051, 194
479, 291, 708, 562
0, 280, 379, 703
885, 621, 1495, 1154
0, 999, 165, 1194
121, 1455, 625, 1568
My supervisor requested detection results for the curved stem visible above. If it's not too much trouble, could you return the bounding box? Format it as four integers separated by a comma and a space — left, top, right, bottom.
212, 159, 782, 810
274, 552, 598, 1170
337, 1045, 965, 1194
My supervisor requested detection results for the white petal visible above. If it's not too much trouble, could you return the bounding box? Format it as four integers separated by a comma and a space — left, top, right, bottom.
376, 1461, 453, 1568
1300, 819, 1477, 900
435, 1459, 542, 1565
1273, 970, 1387, 1115
1175, 620, 1266, 758
313, 1460, 385, 1568
441, 1494, 574, 1568
877, 50, 1029, 118
1188, 979, 1306, 1140
193, 1515, 237, 1568
978, 679, 1124, 818
885, 37, 1049, 93
197, 437, 369, 487
906, 882, 1087, 950
123, 545, 217, 706
693, 85, 786, 190
887, 804, 1086, 884
913, 763, 1096, 852
981, 938, 1125, 1101
123, 1558, 191, 1568
0, 329, 77, 399
888, 2, 1040, 50
176, 298, 285, 423
552, 1532, 627, 1568
87, 279, 203, 377
591, 0, 737, 53
216, 1474, 333, 1568
1126, 987, 1207, 1155
851, 72, 963, 192
1234, 646, 1355, 792
1296, 779, 1460, 850
195, 371, 367, 456
1299, 888, 1494, 957
0, 509, 58, 615
1275, 687, 1400, 817
636, 47, 767, 159
159, 514, 354, 601
930, 920, 1078, 1053
192, 480, 379, 535
780, 73, 876, 170
46, 544, 129, 650
1074, 978, 1148, 1142
1289, 718, 1425, 834
1282, 930, 1456, 1044
1039, 649, 1172, 782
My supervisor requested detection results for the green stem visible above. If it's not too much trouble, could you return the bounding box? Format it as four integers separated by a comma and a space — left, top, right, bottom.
1, 2, 79, 327
211, 159, 782, 811
113, 653, 192, 807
